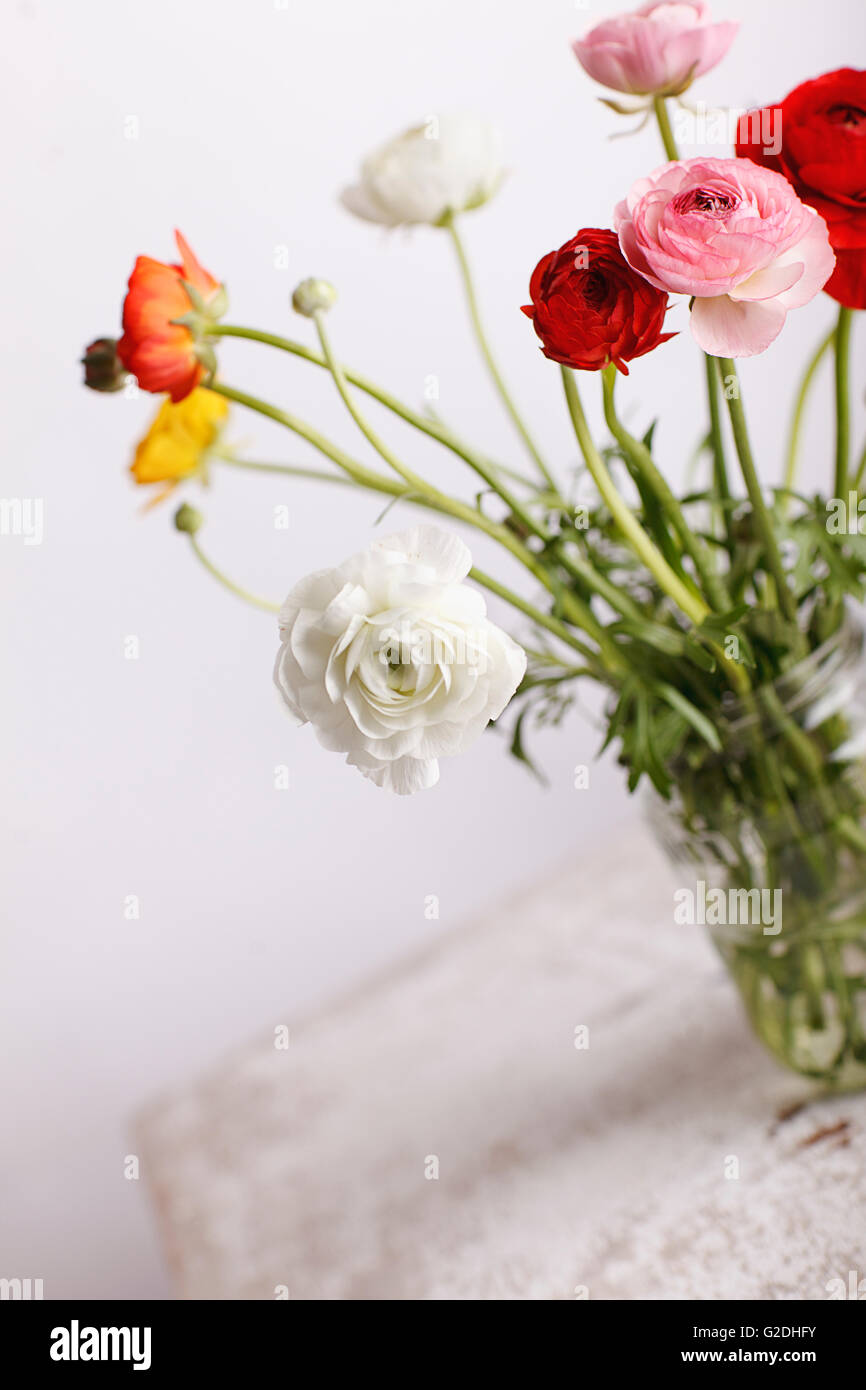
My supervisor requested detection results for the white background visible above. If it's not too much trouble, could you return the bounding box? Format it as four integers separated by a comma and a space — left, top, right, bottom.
1, 0, 862, 1298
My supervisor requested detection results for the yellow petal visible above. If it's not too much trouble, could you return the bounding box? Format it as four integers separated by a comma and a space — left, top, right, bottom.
130, 388, 228, 486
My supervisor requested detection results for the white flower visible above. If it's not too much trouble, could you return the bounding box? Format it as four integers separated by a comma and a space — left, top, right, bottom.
274, 526, 526, 794
340, 114, 504, 228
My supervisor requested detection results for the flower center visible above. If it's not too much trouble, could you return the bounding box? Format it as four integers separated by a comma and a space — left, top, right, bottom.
674, 186, 737, 218
582, 268, 609, 307
826, 103, 866, 131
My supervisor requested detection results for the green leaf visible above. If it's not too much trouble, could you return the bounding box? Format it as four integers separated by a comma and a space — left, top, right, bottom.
612, 618, 687, 656
508, 708, 547, 785
653, 682, 722, 753
642, 420, 658, 452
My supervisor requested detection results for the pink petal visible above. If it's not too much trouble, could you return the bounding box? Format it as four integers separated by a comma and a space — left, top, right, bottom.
729, 260, 804, 302
773, 214, 836, 309
690, 294, 787, 357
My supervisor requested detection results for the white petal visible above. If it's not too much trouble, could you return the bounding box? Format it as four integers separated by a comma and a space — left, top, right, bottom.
272, 526, 524, 793
339, 183, 401, 227
368, 525, 473, 585
347, 750, 440, 794
341, 115, 503, 228
278, 568, 341, 632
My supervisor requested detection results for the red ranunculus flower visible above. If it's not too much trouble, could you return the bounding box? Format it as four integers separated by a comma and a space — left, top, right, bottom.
521, 227, 674, 374
118, 231, 224, 402
736, 69, 866, 310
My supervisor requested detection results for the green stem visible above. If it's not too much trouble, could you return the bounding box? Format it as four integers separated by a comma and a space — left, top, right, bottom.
212, 325, 607, 633
213, 452, 360, 487
187, 534, 280, 613
308, 314, 529, 551
443, 213, 556, 491
209, 380, 609, 664
310, 312, 625, 663
192, 480, 593, 664
558, 545, 645, 622
216, 450, 619, 656
602, 365, 729, 611
322, 316, 547, 545
652, 95, 679, 161
211, 324, 545, 496
561, 366, 709, 627
469, 566, 606, 669
207, 382, 411, 497
834, 305, 854, 498
784, 327, 835, 496
704, 351, 732, 536
716, 359, 796, 623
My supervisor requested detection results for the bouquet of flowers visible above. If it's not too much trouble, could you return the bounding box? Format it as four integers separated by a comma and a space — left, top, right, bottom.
83, 2, 866, 1086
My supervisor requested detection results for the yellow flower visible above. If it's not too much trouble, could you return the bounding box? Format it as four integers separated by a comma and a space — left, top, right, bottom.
130, 388, 229, 504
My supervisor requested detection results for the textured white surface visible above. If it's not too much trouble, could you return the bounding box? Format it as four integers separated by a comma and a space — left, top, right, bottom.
138, 829, 866, 1300
3, 0, 863, 1299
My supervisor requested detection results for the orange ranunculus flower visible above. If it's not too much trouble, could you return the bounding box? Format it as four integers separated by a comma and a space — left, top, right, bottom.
117, 231, 225, 403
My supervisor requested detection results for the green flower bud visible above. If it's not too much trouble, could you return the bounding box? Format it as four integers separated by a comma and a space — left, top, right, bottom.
292, 278, 337, 317
174, 503, 204, 535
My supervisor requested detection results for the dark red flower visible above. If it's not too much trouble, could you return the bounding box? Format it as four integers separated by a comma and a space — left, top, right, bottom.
521, 227, 674, 374
81, 337, 127, 393
736, 69, 866, 310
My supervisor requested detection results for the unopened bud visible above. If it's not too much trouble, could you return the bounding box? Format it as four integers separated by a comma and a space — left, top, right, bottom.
81, 337, 127, 392
174, 503, 204, 535
292, 278, 337, 317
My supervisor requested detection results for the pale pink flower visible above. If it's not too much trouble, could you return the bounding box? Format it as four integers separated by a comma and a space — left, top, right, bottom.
614, 157, 835, 356
573, 1, 737, 98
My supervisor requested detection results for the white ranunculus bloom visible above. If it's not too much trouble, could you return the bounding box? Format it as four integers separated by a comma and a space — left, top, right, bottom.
340, 114, 504, 228
274, 526, 526, 794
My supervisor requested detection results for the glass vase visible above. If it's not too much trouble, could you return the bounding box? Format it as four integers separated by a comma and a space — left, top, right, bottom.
649, 612, 866, 1089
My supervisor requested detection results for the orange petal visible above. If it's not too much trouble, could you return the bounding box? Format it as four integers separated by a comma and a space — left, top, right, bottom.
174, 230, 220, 298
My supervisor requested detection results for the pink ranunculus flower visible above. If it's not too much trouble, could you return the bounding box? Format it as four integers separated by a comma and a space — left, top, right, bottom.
614, 157, 836, 357
572, 2, 738, 98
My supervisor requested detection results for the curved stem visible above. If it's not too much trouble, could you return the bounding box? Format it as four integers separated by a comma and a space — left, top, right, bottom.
211, 323, 544, 495
834, 305, 854, 498
208, 379, 613, 659
188, 476, 588, 663
207, 382, 410, 496
299, 318, 626, 646
652, 95, 679, 161
214, 327, 603, 610
217, 455, 617, 649
784, 327, 835, 497
469, 566, 605, 669
213, 452, 360, 487
315, 314, 629, 664
561, 366, 709, 627
716, 358, 796, 623
443, 214, 556, 491
187, 534, 280, 613
307, 312, 550, 545
602, 365, 729, 611
309, 313, 514, 528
